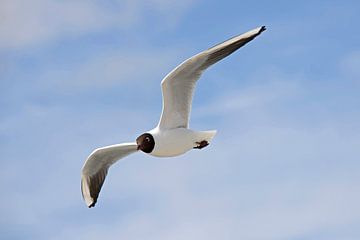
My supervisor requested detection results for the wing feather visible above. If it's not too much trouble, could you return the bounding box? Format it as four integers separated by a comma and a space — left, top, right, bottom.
158, 26, 266, 129
81, 142, 138, 208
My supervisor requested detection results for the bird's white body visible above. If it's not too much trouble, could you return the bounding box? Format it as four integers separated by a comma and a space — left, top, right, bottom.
148, 127, 217, 157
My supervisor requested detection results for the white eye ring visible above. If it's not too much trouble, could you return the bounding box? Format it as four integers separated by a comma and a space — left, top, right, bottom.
145, 137, 150, 142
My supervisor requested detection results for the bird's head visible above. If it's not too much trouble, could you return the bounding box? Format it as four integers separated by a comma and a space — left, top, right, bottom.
136, 133, 155, 153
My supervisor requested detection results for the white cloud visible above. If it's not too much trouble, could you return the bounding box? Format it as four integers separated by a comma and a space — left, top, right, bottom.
194, 74, 302, 119
0, 0, 197, 49
46, 160, 360, 240
2, 69, 360, 239
28, 47, 182, 97
0, 0, 110, 49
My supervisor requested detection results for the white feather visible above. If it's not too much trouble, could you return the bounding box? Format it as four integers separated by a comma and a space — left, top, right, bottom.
158, 26, 266, 129
81, 143, 138, 207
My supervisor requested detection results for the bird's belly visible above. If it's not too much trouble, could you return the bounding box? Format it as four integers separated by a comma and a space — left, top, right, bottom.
149, 128, 195, 157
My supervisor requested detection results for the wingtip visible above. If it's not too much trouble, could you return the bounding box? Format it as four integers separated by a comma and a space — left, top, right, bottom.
86, 196, 97, 208
88, 201, 96, 208
81, 177, 98, 208
260, 26, 266, 33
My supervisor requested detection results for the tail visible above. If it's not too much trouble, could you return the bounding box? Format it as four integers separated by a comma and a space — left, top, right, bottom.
196, 130, 217, 143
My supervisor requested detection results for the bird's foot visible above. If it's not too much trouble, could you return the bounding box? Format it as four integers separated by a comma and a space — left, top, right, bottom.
194, 140, 209, 149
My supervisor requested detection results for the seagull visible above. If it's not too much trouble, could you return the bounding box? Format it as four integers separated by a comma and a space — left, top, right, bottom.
81, 26, 266, 208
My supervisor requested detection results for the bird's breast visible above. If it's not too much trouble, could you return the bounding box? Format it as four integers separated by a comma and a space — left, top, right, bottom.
148, 128, 195, 157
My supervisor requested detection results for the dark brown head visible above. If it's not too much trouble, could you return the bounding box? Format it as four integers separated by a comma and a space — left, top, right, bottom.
136, 133, 155, 153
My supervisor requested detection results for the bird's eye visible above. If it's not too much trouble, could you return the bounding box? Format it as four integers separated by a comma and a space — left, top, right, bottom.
145, 137, 150, 142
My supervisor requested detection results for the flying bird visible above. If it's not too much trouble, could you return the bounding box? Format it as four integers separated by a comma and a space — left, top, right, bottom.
81, 26, 266, 208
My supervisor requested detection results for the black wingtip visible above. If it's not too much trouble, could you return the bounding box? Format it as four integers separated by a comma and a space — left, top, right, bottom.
260, 26, 266, 33
88, 200, 97, 208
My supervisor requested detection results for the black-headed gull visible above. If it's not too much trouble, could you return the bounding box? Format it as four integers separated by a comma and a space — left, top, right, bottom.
81, 26, 266, 208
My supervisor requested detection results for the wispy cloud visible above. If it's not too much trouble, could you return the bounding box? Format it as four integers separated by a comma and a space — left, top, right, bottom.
1, 0, 111, 49
193, 69, 303, 120
0, 0, 197, 50
32, 49, 180, 95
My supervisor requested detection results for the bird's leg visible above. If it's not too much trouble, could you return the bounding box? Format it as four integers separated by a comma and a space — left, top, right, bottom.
194, 140, 209, 149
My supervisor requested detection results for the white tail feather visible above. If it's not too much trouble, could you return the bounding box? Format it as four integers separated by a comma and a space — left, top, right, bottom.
196, 130, 217, 142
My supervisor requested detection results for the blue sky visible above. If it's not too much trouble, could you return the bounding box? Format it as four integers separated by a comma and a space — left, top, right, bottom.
1, 0, 360, 239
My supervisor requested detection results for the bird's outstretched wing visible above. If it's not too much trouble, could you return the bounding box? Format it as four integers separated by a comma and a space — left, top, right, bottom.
158, 26, 266, 129
81, 142, 138, 208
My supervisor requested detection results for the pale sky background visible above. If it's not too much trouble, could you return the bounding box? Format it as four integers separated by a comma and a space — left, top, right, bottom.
1, 0, 360, 239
